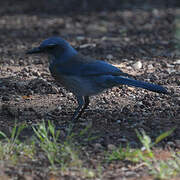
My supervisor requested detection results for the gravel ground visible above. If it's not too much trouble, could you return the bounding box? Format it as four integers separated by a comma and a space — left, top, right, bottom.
0, 1, 179, 179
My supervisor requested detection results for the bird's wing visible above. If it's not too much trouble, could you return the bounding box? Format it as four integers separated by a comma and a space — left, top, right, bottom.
60, 54, 130, 77
80, 60, 129, 77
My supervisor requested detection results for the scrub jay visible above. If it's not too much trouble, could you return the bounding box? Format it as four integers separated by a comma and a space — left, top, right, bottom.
26, 37, 168, 121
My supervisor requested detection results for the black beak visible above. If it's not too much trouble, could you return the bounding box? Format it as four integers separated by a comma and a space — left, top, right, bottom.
26, 47, 42, 54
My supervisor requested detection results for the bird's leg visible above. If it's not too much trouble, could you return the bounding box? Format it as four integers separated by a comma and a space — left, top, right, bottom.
71, 96, 89, 121
68, 96, 84, 133
84, 96, 90, 110
75, 96, 89, 120
71, 96, 84, 121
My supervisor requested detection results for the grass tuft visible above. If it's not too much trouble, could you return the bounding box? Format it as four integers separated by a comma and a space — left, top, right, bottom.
106, 128, 180, 179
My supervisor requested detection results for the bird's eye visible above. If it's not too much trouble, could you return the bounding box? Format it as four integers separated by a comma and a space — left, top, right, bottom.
46, 44, 57, 49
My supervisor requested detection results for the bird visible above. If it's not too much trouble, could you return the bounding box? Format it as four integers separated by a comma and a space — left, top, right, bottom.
26, 37, 168, 121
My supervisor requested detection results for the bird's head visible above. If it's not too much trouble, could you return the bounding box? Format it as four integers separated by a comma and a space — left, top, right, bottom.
26, 37, 77, 59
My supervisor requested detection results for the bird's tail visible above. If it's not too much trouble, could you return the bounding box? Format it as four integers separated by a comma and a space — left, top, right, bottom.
114, 76, 168, 94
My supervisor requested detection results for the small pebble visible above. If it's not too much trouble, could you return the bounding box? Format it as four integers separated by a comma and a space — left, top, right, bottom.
79, 43, 96, 49
22, 67, 29, 72
51, 86, 59, 94
166, 68, 176, 74
56, 106, 62, 111
106, 54, 113, 60
174, 59, 180, 64
132, 61, 142, 70
167, 141, 175, 147
166, 63, 174, 68
32, 71, 41, 77
93, 143, 103, 151
147, 64, 154, 69
117, 120, 121, 124
107, 144, 116, 151
9, 59, 15, 64
19, 59, 25, 66
76, 36, 85, 41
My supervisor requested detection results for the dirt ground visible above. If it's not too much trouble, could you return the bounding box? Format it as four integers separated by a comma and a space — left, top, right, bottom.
0, 1, 180, 179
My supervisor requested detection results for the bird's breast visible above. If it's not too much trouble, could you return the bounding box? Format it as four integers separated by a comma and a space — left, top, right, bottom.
49, 63, 107, 96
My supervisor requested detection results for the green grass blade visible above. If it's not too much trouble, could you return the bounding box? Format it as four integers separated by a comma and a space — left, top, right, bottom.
154, 127, 176, 145
0, 131, 8, 139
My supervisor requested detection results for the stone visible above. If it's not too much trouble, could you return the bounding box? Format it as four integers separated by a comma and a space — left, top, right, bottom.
107, 144, 116, 151
93, 143, 103, 151
147, 64, 154, 69
106, 54, 113, 60
132, 61, 142, 70
174, 59, 180, 64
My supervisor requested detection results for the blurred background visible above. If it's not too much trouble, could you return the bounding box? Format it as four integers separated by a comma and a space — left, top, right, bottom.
0, 0, 179, 14
0, 0, 178, 65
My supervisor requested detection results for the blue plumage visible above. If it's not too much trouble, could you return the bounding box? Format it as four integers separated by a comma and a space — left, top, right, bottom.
27, 37, 168, 121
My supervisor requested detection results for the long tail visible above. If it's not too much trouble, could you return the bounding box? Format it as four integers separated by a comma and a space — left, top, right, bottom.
114, 76, 168, 94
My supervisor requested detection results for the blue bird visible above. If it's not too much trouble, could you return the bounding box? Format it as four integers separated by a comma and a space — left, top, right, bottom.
26, 37, 168, 121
